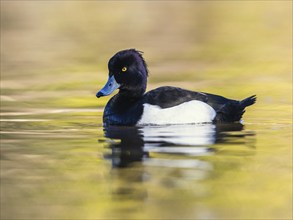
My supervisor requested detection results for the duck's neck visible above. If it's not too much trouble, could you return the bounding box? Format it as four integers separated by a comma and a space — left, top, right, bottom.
111, 88, 144, 114
118, 78, 147, 99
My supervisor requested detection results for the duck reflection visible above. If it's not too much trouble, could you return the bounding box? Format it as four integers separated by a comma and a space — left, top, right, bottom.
104, 126, 146, 168
103, 123, 254, 168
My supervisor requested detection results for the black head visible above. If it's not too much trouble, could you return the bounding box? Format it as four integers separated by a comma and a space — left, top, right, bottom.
96, 49, 148, 98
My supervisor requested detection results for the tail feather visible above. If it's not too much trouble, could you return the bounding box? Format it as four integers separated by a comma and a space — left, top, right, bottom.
240, 95, 257, 108
215, 95, 256, 123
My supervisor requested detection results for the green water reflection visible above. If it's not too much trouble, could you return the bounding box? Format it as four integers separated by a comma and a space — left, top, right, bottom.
1, 1, 292, 220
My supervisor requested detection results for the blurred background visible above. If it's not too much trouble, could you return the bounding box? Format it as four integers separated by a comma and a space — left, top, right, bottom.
1, 1, 292, 109
1, 1, 292, 220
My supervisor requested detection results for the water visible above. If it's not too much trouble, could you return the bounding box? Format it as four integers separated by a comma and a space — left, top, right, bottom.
1, 1, 292, 219
1, 107, 291, 219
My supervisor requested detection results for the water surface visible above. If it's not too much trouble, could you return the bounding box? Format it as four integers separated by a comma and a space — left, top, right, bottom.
1, 106, 292, 219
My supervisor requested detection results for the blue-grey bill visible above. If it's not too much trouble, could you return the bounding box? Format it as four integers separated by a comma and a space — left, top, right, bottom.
96, 75, 120, 98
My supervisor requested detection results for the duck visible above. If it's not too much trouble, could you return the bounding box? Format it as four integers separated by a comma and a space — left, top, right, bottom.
96, 49, 256, 126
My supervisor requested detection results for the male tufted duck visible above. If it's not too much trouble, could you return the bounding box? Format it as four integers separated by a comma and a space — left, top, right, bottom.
96, 49, 256, 126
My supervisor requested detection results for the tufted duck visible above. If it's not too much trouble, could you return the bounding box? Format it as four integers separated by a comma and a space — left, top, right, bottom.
96, 49, 256, 126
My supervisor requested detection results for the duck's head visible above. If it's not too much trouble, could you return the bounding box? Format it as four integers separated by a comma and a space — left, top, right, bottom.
96, 49, 148, 98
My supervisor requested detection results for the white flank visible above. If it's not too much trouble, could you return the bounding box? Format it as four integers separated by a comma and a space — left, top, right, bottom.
137, 100, 216, 125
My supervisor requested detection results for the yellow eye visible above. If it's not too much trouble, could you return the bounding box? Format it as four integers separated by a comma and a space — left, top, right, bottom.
121, 67, 127, 72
